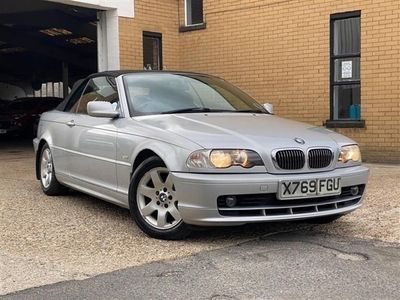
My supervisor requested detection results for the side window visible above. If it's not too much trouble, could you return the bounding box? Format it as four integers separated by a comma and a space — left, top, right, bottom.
64, 81, 86, 112
185, 0, 204, 26
76, 77, 119, 115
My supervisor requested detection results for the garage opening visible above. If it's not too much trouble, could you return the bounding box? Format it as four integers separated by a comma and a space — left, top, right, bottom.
0, 0, 101, 138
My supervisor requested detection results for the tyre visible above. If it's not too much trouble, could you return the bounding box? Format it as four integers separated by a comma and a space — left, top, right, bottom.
129, 156, 191, 240
39, 143, 65, 195
306, 214, 343, 224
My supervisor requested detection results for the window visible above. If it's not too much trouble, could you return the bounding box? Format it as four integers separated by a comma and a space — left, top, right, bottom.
185, 0, 204, 26
34, 82, 68, 98
76, 77, 119, 114
9, 99, 39, 111
123, 73, 266, 116
64, 81, 86, 112
143, 32, 162, 70
328, 11, 363, 127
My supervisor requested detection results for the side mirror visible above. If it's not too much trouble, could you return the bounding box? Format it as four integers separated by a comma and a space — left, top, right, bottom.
87, 101, 119, 118
263, 103, 274, 114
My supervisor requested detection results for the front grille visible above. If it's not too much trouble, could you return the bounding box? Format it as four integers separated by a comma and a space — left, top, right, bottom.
217, 185, 365, 217
308, 149, 333, 169
275, 149, 305, 170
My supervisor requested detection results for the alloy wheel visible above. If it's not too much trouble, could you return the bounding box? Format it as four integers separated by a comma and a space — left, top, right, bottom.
136, 167, 182, 230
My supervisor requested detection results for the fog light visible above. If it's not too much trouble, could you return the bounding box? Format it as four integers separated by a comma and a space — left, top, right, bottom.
225, 196, 237, 208
350, 186, 359, 196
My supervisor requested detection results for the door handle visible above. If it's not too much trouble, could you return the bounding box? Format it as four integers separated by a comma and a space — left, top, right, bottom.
66, 120, 75, 127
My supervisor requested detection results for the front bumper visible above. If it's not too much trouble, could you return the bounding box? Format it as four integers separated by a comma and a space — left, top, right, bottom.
0, 125, 20, 135
171, 166, 369, 226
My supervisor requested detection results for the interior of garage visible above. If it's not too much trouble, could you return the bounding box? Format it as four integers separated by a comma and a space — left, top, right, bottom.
0, 0, 100, 138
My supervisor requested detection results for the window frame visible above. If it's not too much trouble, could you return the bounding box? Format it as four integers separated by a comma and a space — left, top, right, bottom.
122, 73, 267, 117
74, 79, 94, 115
327, 10, 364, 128
143, 31, 163, 71
74, 76, 120, 115
184, 0, 204, 27
63, 79, 88, 113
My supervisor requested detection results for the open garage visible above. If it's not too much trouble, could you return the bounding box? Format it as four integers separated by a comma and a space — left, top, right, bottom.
0, 0, 100, 137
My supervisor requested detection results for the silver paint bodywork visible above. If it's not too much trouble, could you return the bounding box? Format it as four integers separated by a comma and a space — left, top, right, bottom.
34, 73, 369, 226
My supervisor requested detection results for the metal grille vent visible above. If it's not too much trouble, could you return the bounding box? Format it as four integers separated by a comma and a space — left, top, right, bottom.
308, 149, 333, 169
275, 150, 305, 170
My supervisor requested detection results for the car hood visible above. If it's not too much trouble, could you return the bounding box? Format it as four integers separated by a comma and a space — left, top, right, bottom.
135, 113, 355, 151
0, 112, 23, 121
0, 109, 29, 117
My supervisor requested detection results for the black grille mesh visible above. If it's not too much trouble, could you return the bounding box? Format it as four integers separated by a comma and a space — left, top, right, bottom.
308, 149, 333, 168
275, 150, 305, 170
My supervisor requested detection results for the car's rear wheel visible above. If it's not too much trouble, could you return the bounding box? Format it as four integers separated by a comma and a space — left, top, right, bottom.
39, 143, 65, 195
129, 156, 191, 240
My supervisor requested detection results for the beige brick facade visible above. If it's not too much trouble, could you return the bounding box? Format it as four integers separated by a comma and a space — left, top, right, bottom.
119, 0, 181, 70
119, 0, 399, 163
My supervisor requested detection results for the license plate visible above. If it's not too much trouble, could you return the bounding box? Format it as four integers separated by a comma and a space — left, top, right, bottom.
278, 177, 341, 200
0, 129, 6, 134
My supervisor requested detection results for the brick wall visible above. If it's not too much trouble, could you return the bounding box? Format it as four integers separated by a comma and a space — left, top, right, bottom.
119, 0, 400, 163
119, 0, 180, 70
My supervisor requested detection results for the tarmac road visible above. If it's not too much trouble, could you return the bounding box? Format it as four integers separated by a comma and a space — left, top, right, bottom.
1, 137, 399, 298
2, 231, 400, 300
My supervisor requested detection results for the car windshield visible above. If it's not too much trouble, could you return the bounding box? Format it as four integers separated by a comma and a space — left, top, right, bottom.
8, 99, 39, 111
123, 73, 267, 116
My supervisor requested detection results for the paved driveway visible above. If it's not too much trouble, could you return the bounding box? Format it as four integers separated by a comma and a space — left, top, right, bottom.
0, 137, 399, 297
3, 232, 400, 300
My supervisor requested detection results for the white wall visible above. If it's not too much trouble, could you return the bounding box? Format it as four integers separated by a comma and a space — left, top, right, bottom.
97, 9, 121, 71
47, 0, 134, 17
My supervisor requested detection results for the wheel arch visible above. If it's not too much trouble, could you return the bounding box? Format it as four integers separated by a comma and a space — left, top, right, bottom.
130, 142, 191, 178
131, 149, 160, 178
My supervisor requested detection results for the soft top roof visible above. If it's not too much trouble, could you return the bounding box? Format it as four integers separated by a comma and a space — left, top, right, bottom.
86, 70, 211, 79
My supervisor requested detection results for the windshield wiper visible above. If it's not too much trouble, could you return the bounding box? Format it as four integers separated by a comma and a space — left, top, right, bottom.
236, 109, 268, 114
161, 107, 268, 114
161, 107, 233, 114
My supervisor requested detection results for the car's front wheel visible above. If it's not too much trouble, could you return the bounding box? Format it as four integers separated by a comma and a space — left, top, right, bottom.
129, 156, 191, 240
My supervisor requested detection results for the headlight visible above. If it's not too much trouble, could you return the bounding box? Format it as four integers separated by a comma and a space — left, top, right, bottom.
187, 149, 263, 169
338, 145, 361, 163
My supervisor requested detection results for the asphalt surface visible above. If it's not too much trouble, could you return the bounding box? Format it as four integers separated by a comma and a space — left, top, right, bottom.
1, 137, 399, 298
2, 231, 400, 300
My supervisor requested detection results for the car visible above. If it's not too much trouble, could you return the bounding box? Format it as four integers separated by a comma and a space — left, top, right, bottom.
0, 99, 11, 109
33, 71, 369, 240
0, 97, 63, 137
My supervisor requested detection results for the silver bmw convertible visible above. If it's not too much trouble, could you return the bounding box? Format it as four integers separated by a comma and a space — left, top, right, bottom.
34, 71, 369, 239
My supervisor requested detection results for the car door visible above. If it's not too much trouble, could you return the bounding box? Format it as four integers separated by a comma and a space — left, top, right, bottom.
47, 81, 86, 178
68, 76, 120, 193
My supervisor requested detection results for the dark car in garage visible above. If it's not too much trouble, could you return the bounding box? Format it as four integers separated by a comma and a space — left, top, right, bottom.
0, 99, 11, 109
0, 97, 63, 137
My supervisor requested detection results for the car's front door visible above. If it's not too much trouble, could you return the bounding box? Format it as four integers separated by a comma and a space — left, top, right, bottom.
49, 81, 86, 178
68, 76, 120, 195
